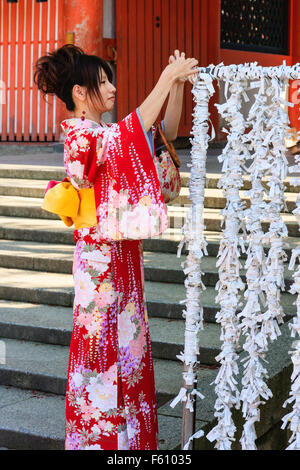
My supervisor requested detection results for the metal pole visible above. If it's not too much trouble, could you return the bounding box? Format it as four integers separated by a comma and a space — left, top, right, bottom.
181, 364, 195, 450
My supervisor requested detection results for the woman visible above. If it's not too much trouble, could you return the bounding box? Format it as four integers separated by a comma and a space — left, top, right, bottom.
34, 44, 198, 450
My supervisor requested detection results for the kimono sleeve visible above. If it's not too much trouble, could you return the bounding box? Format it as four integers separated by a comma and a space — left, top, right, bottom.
151, 120, 182, 204
153, 120, 166, 155
72, 108, 169, 242
63, 126, 107, 190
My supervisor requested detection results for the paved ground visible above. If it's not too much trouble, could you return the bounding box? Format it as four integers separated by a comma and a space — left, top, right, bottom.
0, 144, 297, 175
0, 145, 223, 172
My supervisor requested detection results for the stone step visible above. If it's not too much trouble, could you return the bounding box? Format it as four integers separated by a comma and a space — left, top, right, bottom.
0, 364, 210, 451
0, 381, 199, 450
0, 195, 59, 220
0, 245, 296, 323
0, 178, 48, 198
0, 216, 299, 262
0, 299, 221, 362
0, 267, 222, 322
158, 320, 295, 450
0, 319, 294, 450
0, 165, 66, 181
0, 165, 191, 187
170, 187, 298, 212
0, 195, 195, 225
0, 215, 188, 250
0, 310, 222, 394
0, 216, 75, 245
0, 240, 297, 299
0, 177, 299, 213
0, 195, 197, 221
203, 173, 300, 194
0, 164, 299, 194
174, 207, 300, 237
0, 239, 75, 273
0, 184, 299, 216
0, 385, 66, 450
0, 215, 213, 256
0, 196, 299, 238
0, 266, 74, 307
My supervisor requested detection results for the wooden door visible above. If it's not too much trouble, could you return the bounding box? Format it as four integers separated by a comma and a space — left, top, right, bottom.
0, 0, 64, 143
115, 0, 218, 137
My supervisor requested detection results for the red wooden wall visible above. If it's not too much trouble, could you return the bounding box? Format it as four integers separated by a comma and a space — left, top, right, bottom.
0, 0, 64, 142
0, 0, 107, 142
207, 0, 300, 140
115, 0, 219, 137
1, 0, 299, 142
115, 0, 299, 140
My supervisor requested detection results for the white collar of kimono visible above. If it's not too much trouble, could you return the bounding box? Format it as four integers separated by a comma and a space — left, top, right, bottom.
60, 117, 110, 136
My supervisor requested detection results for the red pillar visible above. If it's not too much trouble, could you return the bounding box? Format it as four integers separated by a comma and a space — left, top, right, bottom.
56, 0, 104, 126
62, 0, 103, 56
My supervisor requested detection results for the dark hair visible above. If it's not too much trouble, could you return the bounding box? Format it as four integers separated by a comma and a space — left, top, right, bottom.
33, 44, 113, 111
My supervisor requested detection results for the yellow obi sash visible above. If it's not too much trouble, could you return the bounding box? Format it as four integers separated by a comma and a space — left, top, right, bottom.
42, 180, 97, 229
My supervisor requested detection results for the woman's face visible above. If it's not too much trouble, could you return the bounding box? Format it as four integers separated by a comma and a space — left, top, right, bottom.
90, 68, 116, 114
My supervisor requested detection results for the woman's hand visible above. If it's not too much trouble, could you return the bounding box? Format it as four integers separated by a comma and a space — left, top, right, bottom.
165, 49, 198, 83
168, 50, 187, 83
138, 50, 198, 133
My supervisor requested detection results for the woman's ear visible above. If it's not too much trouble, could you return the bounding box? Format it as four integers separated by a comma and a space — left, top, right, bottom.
72, 84, 87, 103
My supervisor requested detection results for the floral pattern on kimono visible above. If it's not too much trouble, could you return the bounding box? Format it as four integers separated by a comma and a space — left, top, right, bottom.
60, 108, 178, 451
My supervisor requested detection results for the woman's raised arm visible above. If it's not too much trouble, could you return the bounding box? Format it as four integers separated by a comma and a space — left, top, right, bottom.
138, 57, 199, 133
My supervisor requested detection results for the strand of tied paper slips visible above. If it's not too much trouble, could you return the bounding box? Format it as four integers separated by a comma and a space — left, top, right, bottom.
170, 62, 300, 450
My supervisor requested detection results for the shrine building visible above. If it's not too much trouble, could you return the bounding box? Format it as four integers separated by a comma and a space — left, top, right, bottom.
0, 0, 299, 144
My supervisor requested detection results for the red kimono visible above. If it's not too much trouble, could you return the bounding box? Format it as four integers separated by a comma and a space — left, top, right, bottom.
60, 108, 170, 450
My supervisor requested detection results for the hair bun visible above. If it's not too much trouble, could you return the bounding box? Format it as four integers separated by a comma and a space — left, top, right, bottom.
34, 44, 113, 112
34, 44, 84, 100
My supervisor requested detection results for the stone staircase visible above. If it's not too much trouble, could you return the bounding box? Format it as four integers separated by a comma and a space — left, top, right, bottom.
0, 163, 298, 450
